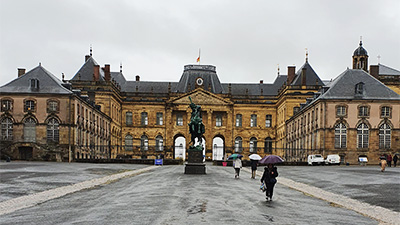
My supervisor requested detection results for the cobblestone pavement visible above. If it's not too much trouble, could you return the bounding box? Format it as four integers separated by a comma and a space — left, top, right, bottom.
0, 162, 399, 225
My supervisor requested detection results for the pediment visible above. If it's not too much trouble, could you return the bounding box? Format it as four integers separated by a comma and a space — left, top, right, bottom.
170, 89, 232, 106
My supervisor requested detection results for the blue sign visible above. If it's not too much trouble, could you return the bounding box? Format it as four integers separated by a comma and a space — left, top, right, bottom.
155, 159, 163, 165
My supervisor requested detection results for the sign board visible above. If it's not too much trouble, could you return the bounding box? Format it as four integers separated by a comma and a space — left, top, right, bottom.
155, 159, 163, 165
359, 157, 368, 162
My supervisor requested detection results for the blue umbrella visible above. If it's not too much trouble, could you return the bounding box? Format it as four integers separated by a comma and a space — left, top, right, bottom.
259, 155, 284, 164
228, 154, 243, 160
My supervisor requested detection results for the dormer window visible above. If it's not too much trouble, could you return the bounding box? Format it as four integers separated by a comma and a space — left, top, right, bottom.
355, 82, 364, 95
30, 79, 39, 90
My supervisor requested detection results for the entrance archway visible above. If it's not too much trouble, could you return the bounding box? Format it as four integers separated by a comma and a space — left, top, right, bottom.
212, 137, 224, 160
174, 136, 186, 160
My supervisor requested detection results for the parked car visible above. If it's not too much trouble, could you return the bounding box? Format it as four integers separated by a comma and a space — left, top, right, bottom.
307, 154, 324, 166
325, 154, 341, 165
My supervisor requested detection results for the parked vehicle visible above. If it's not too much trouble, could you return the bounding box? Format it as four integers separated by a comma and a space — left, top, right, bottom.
307, 154, 324, 166
325, 154, 341, 165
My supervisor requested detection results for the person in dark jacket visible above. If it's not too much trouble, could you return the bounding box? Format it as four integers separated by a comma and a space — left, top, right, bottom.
387, 154, 392, 167
261, 163, 278, 201
250, 159, 258, 179
393, 154, 398, 167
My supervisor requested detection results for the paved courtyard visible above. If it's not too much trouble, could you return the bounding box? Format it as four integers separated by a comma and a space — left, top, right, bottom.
0, 161, 399, 225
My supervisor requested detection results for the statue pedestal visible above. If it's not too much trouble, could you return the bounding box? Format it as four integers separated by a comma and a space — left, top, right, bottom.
184, 146, 206, 174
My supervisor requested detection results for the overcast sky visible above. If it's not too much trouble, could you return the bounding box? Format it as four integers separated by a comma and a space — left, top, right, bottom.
1, 0, 399, 86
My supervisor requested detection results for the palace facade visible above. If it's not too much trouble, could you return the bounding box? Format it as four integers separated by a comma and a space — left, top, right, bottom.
1, 41, 399, 163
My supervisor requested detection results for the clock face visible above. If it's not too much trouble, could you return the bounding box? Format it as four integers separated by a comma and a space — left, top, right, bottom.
196, 78, 203, 86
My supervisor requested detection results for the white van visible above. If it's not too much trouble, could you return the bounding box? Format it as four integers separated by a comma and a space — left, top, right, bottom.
325, 154, 341, 165
307, 154, 324, 166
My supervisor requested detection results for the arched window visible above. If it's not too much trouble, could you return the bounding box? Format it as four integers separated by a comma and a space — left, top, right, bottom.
24, 117, 36, 142
379, 123, 391, 149
156, 135, 163, 151
357, 123, 369, 148
47, 118, 59, 142
141, 135, 148, 151
334, 123, 347, 148
264, 137, 272, 153
249, 137, 257, 153
125, 135, 133, 151
1, 117, 13, 140
234, 137, 242, 152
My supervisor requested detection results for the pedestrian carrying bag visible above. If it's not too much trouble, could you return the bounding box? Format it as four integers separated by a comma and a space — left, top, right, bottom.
260, 182, 266, 192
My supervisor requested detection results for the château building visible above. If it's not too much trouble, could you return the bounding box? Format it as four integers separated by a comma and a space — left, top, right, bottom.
1, 41, 399, 163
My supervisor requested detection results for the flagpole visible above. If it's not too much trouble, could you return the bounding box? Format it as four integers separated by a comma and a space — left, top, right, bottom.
198, 48, 201, 65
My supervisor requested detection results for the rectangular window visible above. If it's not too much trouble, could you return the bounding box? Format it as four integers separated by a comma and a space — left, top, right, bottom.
216, 114, 222, 127
141, 112, 148, 125
24, 100, 35, 111
48, 101, 58, 112
336, 106, 346, 117
250, 114, 257, 127
236, 114, 242, 127
265, 115, 272, 127
1, 100, 12, 112
358, 106, 369, 117
176, 114, 183, 126
381, 107, 391, 118
126, 112, 133, 125
156, 112, 163, 125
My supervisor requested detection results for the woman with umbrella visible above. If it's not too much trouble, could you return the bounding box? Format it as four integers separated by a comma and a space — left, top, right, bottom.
229, 154, 243, 179
249, 154, 262, 179
259, 155, 283, 201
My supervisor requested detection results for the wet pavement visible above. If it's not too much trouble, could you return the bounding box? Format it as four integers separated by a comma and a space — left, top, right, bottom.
0, 161, 399, 225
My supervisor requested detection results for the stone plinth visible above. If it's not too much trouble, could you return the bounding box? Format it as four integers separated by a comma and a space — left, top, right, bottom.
184, 146, 206, 174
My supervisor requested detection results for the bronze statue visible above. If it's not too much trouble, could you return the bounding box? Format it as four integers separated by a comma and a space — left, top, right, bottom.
188, 96, 205, 146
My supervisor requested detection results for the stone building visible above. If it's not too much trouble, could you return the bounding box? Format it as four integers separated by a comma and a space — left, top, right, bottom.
0, 64, 111, 161
285, 69, 400, 164
67, 50, 323, 161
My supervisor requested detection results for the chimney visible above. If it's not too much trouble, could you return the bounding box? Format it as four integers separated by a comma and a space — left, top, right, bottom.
301, 67, 307, 86
104, 64, 111, 81
18, 68, 26, 77
136, 75, 140, 81
369, 65, 379, 79
85, 55, 90, 62
287, 66, 295, 85
260, 80, 263, 84
93, 65, 100, 81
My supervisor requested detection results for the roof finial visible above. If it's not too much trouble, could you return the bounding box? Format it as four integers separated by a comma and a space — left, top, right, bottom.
359, 36, 363, 46
277, 64, 280, 75
120, 62, 122, 73
377, 55, 381, 64
90, 45, 92, 56
305, 48, 308, 62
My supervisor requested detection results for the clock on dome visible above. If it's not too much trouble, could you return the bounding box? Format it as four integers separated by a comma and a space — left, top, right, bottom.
196, 77, 204, 86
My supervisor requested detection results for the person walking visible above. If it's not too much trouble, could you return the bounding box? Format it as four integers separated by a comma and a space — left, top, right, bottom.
387, 154, 392, 167
250, 159, 258, 179
380, 156, 387, 172
233, 157, 242, 179
261, 163, 278, 201
393, 154, 398, 167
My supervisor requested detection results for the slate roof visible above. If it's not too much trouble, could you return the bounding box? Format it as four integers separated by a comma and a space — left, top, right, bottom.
353, 41, 368, 56
378, 64, 400, 76
174, 65, 225, 94
110, 71, 126, 85
320, 69, 400, 100
122, 81, 177, 93
222, 75, 287, 96
71, 57, 105, 81
291, 61, 324, 86
0, 65, 72, 95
